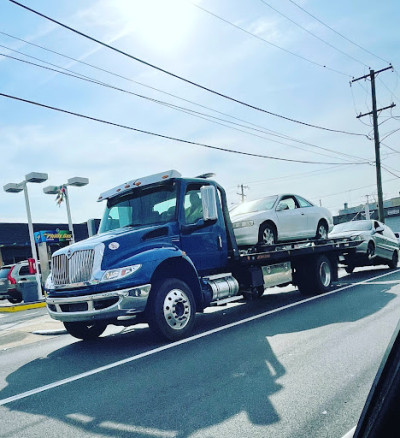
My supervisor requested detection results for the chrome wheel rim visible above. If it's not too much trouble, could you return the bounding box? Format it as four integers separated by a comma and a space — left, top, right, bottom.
319, 261, 331, 287
262, 228, 275, 245
318, 225, 328, 239
163, 288, 191, 330
367, 244, 375, 260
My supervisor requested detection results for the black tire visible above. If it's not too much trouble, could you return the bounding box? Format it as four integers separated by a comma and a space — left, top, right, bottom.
388, 250, 399, 269
316, 220, 328, 240
345, 265, 354, 274
367, 242, 375, 261
146, 278, 196, 341
296, 255, 333, 296
63, 321, 107, 340
258, 222, 277, 246
7, 291, 23, 304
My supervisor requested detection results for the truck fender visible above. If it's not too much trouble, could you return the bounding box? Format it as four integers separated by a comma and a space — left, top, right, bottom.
149, 254, 204, 312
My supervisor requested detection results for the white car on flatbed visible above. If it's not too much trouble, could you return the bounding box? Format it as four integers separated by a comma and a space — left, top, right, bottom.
231, 194, 333, 246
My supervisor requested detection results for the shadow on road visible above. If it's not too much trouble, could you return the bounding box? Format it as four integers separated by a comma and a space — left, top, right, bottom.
0, 268, 398, 437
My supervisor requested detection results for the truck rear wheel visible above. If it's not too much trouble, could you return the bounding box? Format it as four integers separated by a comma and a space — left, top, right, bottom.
147, 278, 196, 341
296, 255, 333, 296
63, 321, 107, 340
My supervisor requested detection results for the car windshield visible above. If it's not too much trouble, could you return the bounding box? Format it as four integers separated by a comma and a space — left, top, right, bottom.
231, 195, 278, 216
98, 182, 178, 233
333, 220, 373, 233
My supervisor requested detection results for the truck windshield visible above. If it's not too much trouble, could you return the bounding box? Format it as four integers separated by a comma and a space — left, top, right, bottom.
231, 195, 278, 216
98, 183, 177, 233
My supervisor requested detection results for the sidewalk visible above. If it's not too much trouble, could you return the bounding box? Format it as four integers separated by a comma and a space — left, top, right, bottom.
0, 306, 67, 351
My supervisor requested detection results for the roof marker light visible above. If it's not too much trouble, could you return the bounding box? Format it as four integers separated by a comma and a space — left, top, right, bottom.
135, 181, 141, 186
162, 175, 169, 179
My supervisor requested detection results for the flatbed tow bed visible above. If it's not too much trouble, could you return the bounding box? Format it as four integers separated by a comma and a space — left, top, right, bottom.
231, 238, 362, 297
240, 237, 360, 264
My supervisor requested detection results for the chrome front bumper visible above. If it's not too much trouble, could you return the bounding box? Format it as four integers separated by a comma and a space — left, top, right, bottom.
46, 284, 151, 322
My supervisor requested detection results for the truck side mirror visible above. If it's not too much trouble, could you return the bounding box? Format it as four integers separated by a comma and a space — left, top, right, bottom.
201, 185, 218, 221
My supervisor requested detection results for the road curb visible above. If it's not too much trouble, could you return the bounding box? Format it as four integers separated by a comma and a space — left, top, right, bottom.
0, 301, 46, 312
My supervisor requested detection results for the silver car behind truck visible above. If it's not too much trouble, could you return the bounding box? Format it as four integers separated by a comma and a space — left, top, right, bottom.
330, 220, 399, 273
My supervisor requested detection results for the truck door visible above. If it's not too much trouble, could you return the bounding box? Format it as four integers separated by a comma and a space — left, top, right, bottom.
180, 184, 228, 273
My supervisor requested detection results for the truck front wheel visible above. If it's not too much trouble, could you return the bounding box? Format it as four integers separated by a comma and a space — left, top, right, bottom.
147, 278, 196, 341
63, 321, 107, 340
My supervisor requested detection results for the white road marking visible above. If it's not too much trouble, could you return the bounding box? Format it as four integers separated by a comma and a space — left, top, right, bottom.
0, 269, 398, 407
341, 426, 356, 438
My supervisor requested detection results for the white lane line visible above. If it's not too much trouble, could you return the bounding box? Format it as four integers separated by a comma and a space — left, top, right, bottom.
0, 269, 398, 407
341, 426, 356, 438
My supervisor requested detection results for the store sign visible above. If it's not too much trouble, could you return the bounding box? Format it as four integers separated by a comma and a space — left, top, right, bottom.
34, 230, 73, 243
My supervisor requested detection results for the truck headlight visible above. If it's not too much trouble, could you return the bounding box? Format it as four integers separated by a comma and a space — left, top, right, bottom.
45, 273, 54, 289
233, 220, 254, 229
101, 264, 141, 282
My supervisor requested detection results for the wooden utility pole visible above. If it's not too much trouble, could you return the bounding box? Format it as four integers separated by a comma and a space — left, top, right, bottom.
351, 66, 395, 223
237, 184, 249, 203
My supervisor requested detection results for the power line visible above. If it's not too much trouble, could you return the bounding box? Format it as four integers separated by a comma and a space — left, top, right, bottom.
381, 142, 400, 153
258, 0, 367, 67
287, 0, 391, 65
320, 177, 398, 199
190, 1, 352, 77
0, 32, 371, 162
0, 92, 368, 165
9, 0, 368, 137
0, 49, 369, 164
381, 165, 400, 178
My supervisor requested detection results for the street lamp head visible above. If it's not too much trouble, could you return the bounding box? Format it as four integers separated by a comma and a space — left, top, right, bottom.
3, 182, 24, 193
43, 185, 60, 195
67, 177, 89, 187
25, 172, 48, 183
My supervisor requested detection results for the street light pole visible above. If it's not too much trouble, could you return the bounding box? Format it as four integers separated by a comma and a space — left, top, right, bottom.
3, 172, 48, 300
43, 177, 89, 244
63, 185, 75, 243
22, 182, 41, 294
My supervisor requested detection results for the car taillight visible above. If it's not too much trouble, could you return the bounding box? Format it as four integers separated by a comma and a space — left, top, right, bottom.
7, 266, 16, 284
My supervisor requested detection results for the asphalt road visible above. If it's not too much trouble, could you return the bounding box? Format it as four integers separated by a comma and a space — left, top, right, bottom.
0, 266, 399, 438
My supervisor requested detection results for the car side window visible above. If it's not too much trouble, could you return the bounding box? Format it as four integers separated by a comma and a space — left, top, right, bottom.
296, 196, 313, 208
19, 265, 30, 275
277, 196, 296, 210
373, 221, 381, 230
382, 226, 396, 240
184, 187, 203, 224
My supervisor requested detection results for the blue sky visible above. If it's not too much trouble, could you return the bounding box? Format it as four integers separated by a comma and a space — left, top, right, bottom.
1, 0, 399, 225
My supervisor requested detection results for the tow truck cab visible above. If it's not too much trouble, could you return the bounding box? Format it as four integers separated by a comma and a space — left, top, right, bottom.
46, 170, 245, 339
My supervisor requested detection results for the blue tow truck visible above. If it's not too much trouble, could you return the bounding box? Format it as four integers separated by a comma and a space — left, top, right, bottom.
45, 170, 359, 341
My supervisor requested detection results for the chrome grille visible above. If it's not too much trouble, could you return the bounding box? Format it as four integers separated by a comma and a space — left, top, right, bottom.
52, 249, 95, 285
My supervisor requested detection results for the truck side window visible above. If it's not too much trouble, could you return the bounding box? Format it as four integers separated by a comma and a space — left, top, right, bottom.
184, 188, 203, 224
